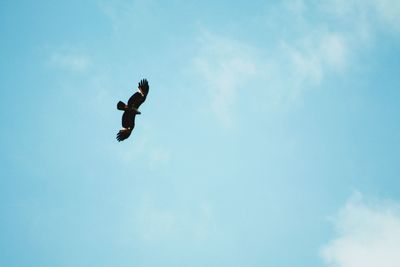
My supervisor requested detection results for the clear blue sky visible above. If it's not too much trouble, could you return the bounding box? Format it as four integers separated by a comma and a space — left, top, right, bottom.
1, 1, 400, 267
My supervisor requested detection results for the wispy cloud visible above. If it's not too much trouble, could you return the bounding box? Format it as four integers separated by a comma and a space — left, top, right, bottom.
374, 0, 400, 30
193, 29, 349, 125
98, 0, 156, 32
281, 31, 349, 85
193, 0, 399, 126
48, 49, 91, 73
325, 0, 400, 31
321, 192, 400, 267
194, 31, 257, 127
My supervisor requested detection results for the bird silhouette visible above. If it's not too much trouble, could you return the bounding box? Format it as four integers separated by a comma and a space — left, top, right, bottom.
116, 79, 149, 142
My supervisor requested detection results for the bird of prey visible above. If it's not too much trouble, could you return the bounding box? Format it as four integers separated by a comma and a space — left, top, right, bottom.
116, 79, 149, 142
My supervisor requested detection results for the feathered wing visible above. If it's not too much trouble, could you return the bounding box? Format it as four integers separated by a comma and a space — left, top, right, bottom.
116, 128, 132, 142
138, 79, 149, 97
117, 108, 137, 142
127, 79, 149, 110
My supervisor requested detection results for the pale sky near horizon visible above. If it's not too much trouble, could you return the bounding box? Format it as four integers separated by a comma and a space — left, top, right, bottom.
1, 1, 400, 267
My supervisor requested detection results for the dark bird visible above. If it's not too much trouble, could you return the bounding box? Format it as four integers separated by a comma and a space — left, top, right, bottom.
116, 79, 149, 142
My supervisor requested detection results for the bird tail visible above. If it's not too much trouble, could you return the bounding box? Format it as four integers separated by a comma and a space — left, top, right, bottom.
117, 101, 127, 110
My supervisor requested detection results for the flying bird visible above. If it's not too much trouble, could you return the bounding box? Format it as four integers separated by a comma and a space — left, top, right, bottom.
116, 79, 149, 142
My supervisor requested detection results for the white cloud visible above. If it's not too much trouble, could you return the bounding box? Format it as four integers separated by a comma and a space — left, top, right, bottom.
321, 192, 400, 267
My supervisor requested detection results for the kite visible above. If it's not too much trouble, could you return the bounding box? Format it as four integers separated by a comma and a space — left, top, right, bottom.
116, 79, 149, 142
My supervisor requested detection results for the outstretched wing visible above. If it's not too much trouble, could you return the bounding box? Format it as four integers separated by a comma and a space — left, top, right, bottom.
127, 92, 143, 109
138, 79, 149, 97
127, 79, 149, 109
116, 128, 132, 142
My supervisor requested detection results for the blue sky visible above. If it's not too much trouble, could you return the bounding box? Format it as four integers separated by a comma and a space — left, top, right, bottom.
1, 1, 400, 266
